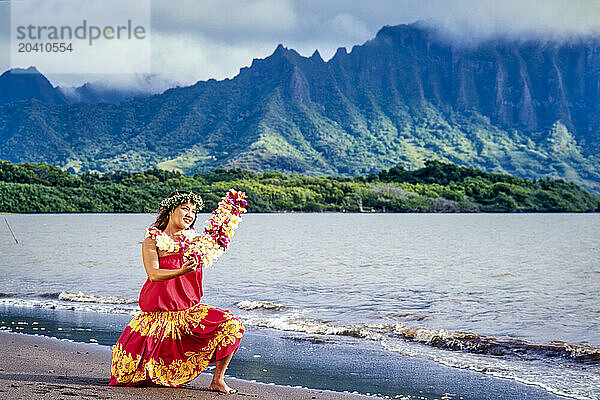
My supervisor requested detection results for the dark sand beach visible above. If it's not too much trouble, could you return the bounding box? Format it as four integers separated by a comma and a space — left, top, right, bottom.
0, 332, 373, 400
0, 331, 571, 400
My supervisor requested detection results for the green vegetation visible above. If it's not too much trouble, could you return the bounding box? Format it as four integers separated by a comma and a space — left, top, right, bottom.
2, 30, 600, 195
0, 160, 597, 213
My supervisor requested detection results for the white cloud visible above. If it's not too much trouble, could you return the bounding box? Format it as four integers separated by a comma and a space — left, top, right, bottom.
9, 0, 151, 75
412, 0, 600, 42
3, 0, 600, 89
149, 32, 276, 87
152, 0, 298, 41
331, 13, 371, 40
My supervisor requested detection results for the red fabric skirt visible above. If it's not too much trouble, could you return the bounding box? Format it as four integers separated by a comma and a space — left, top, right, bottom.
109, 253, 244, 387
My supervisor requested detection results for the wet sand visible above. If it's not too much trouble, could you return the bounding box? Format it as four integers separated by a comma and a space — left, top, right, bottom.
0, 332, 372, 400
0, 330, 572, 400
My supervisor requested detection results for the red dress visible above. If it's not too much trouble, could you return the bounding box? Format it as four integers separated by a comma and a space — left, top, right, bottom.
109, 253, 245, 386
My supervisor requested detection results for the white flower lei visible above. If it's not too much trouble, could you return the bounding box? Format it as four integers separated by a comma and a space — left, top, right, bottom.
146, 189, 248, 267
146, 228, 199, 253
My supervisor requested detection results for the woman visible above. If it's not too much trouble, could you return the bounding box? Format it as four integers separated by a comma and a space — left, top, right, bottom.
109, 189, 248, 394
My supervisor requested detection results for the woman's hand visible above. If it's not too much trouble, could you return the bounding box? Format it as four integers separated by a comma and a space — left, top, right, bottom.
179, 258, 199, 275
143, 237, 199, 282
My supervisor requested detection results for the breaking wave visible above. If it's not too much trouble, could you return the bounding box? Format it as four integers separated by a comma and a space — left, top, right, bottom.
239, 310, 600, 363
2, 293, 599, 398
57, 291, 137, 304
236, 300, 287, 311
0, 291, 140, 315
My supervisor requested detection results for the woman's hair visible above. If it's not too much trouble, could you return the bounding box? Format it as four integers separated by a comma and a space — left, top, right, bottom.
153, 208, 172, 231
152, 190, 203, 231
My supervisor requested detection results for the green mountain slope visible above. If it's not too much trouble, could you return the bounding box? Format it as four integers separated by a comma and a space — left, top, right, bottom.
1, 23, 599, 192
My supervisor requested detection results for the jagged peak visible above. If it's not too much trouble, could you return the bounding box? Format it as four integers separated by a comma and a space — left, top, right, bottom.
0, 65, 68, 106
1, 66, 43, 78
375, 22, 434, 41
245, 44, 304, 71
332, 47, 347, 58
23, 66, 41, 74
0, 66, 54, 87
310, 49, 324, 63
270, 44, 302, 60
273, 43, 287, 55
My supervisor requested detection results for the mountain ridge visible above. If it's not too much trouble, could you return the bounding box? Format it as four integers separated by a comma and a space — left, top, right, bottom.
1, 22, 599, 192
0, 67, 68, 105
0, 67, 155, 105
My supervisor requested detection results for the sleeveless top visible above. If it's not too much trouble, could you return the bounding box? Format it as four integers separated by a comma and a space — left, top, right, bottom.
138, 253, 203, 312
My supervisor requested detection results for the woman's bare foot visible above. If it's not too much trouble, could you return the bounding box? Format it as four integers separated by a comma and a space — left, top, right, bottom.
211, 353, 236, 394
209, 378, 238, 394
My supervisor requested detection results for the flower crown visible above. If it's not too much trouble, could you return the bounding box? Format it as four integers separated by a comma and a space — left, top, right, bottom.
159, 191, 204, 211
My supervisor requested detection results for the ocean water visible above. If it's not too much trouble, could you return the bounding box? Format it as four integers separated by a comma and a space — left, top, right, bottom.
0, 213, 598, 399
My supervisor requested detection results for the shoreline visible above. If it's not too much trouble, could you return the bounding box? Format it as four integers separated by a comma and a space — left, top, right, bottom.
0, 331, 373, 400
0, 330, 573, 400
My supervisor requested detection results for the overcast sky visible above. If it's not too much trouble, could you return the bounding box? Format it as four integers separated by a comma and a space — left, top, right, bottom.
2, 0, 600, 90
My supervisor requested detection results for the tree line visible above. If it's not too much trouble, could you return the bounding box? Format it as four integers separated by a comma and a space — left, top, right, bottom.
0, 160, 598, 213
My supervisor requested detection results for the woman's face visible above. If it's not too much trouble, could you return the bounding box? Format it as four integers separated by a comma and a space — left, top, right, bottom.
170, 202, 196, 229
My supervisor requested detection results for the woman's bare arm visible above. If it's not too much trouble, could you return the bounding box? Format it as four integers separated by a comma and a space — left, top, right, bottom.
142, 237, 197, 282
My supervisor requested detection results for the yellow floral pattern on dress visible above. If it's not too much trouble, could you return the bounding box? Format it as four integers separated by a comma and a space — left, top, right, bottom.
111, 342, 142, 384
128, 303, 210, 340
111, 307, 245, 386
203, 318, 245, 352
145, 350, 213, 386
